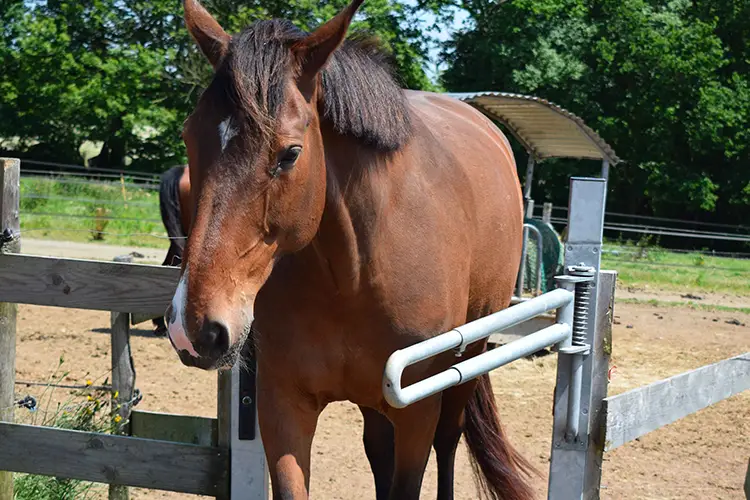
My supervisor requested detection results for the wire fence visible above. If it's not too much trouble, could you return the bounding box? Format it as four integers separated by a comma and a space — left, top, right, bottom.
22, 193, 156, 208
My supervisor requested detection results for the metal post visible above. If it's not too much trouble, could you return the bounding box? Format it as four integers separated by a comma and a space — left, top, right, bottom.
600, 160, 610, 183
0, 158, 19, 500
542, 202, 553, 225
523, 156, 535, 201
218, 340, 269, 499
525, 199, 535, 219
548, 177, 607, 500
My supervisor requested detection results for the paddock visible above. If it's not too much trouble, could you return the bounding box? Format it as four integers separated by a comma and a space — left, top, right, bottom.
1, 154, 748, 499
9, 300, 748, 499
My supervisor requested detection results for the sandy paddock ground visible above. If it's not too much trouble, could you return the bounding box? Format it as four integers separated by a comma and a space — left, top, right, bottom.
9, 295, 749, 499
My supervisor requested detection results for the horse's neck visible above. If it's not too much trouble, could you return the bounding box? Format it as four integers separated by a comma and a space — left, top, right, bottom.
306, 134, 393, 297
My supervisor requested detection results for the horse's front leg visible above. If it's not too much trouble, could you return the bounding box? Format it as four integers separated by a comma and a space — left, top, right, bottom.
257, 359, 323, 500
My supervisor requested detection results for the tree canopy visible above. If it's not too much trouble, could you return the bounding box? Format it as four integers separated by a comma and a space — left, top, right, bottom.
439, 0, 750, 227
1, 0, 749, 232
0, 0, 431, 170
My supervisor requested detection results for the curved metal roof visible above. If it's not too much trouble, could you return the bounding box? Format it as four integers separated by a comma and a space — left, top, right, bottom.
446, 92, 620, 165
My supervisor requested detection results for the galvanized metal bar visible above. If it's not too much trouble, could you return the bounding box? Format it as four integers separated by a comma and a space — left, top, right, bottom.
384, 323, 571, 408
583, 270, 616, 499
383, 288, 574, 408
548, 177, 607, 500
523, 156, 535, 200
227, 342, 269, 499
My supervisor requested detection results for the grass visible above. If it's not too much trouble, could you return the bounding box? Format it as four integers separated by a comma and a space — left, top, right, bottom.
19, 175, 166, 248
12, 356, 123, 500
601, 243, 750, 296
618, 297, 750, 316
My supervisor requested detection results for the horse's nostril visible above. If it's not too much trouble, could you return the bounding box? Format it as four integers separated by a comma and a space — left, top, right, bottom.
197, 318, 230, 357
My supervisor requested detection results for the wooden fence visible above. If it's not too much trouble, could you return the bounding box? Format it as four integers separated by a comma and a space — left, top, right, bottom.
0, 158, 268, 500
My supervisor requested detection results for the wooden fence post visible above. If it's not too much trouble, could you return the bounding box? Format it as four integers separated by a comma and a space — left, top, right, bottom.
110, 310, 135, 500
0, 158, 20, 500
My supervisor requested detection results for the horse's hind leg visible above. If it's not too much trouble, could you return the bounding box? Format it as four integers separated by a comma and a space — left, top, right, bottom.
387, 395, 441, 500
360, 406, 394, 500
433, 380, 480, 500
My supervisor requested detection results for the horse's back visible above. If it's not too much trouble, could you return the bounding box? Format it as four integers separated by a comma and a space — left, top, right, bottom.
405, 90, 523, 317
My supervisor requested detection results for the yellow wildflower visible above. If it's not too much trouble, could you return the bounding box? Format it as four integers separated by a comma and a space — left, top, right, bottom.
85, 380, 93, 386
87, 395, 93, 401
113, 391, 119, 399
113, 415, 122, 424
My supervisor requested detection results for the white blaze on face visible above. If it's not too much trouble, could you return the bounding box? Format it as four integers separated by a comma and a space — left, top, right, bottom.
218, 116, 238, 152
167, 268, 199, 358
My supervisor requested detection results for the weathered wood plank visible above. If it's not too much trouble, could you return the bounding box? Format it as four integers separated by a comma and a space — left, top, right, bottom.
0, 253, 178, 315
0, 422, 228, 496
110, 311, 135, 500
0, 158, 20, 500
604, 352, 750, 451
130, 410, 217, 447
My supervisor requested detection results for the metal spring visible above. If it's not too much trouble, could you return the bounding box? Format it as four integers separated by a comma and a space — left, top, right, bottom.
572, 281, 592, 346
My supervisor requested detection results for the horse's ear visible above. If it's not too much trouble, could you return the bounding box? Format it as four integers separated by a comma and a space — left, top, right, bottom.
184, 0, 230, 69
292, 0, 364, 89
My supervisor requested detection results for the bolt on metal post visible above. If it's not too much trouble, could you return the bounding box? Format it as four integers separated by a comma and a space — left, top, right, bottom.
555, 265, 596, 443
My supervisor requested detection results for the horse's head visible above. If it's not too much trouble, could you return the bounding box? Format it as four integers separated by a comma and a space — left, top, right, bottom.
167, 0, 364, 369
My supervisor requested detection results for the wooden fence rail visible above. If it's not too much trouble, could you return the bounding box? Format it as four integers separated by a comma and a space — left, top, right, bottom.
0, 422, 228, 496
604, 352, 750, 451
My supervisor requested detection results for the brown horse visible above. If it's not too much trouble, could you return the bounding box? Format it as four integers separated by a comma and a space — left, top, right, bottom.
165, 0, 534, 498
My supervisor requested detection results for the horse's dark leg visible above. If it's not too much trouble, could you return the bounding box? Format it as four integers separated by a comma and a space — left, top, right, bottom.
360, 406, 394, 500
433, 380, 480, 500
387, 395, 441, 500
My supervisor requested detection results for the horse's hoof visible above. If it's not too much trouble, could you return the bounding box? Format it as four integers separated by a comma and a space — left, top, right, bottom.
153, 326, 168, 337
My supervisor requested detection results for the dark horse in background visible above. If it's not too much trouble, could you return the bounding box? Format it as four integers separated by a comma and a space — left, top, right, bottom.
153, 164, 191, 336
161, 0, 535, 498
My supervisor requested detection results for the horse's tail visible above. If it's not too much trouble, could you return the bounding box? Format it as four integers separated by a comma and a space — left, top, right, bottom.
159, 165, 188, 260
463, 373, 537, 500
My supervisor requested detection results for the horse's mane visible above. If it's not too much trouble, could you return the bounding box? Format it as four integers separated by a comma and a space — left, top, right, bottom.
207, 19, 412, 152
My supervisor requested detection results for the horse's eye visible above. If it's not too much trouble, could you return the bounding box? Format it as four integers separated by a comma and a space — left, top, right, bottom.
278, 146, 302, 170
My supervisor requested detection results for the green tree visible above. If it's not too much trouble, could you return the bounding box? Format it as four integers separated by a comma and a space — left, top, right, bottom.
437, 0, 750, 228
0, 0, 432, 172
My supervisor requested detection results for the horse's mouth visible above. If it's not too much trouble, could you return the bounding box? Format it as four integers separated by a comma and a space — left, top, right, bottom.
168, 324, 250, 371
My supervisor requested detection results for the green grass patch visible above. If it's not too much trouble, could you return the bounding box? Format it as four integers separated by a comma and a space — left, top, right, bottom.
13, 356, 123, 499
19, 176, 166, 248
602, 245, 750, 296
617, 297, 750, 315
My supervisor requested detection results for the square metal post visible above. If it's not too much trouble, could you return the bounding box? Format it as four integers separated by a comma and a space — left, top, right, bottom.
218, 341, 269, 499
548, 178, 609, 499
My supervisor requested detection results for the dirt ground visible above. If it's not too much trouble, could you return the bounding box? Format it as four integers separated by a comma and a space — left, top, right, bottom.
10, 290, 749, 499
